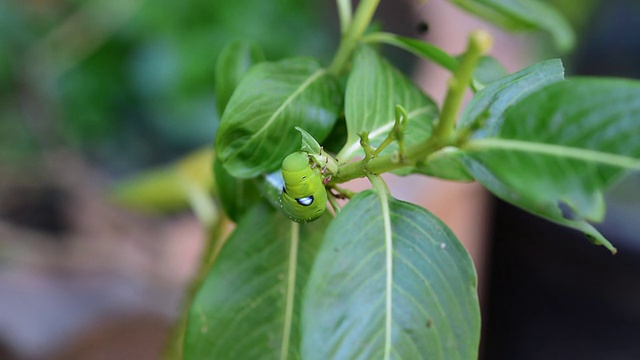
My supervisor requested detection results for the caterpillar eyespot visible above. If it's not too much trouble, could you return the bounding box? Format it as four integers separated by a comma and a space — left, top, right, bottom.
279, 151, 327, 223
296, 195, 314, 206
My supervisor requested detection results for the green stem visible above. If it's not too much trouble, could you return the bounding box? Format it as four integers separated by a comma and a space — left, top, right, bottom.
327, 193, 342, 214
332, 136, 442, 184
336, 0, 352, 34
328, 0, 381, 75
432, 30, 492, 141
330, 32, 492, 184
330, 184, 356, 198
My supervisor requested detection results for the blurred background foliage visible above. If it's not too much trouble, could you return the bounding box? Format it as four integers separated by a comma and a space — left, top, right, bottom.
0, 0, 335, 177
0, 0, 639, 359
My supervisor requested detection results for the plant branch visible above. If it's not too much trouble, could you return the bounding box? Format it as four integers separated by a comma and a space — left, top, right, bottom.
337, 0, 352, 34
328, 0, 381, 75
331, 136, 442, 183
329, 32, 492, 184
432, 30, 492, 141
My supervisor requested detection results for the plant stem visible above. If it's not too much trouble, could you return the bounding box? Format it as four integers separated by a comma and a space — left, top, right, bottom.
432, 30, 492, 141
328, 0, 381, 75
330, 32, 493, 184
327, 193, 342, 214
336, 0, 352, 34
332, 136, 442, 183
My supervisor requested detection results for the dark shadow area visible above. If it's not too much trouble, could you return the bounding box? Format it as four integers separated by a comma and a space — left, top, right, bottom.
483, 198, 640, 359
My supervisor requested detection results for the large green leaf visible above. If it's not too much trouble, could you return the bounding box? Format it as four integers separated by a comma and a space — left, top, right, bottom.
302, 190, 480, 359
461, 78, 640, 252
448, 0, 575, 52
184, 202, 330, 360
459, 59, 565, 136
215, 40, 265, 116
211, 42, 270, 222
414, 60, 564, 181
336, 46, 438, 163
216, 57, 342, 178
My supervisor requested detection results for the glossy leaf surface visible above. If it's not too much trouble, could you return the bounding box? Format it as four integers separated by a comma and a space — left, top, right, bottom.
459, 59, 565, 136
337, 46, 438, 163
415, 60, 563, 180
462, 78, 640, 252
216, 57, 341, 178
302, 190, 480, 359
184, 203, 330, 359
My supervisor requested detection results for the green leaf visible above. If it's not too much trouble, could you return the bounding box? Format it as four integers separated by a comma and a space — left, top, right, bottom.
362, 33, 504, 91
415, 59, 561, 181
337, 46, 438, 163
296, 126, 323, 155
216, 57, 342, 178
459, 59, 565, 136
215, 40, 265, 116
461, 78, 640, 252
213, 155, 261, 222
448, 0, 575, 52
302, 190, 480, 359
184, 202, 331, 360
363, 32, 458, 72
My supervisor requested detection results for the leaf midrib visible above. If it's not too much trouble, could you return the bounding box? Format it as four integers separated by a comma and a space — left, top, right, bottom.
464, 138, 640, 169
230, 68, 327, 162
373, 187, 393, 360
280, 221, 300, 360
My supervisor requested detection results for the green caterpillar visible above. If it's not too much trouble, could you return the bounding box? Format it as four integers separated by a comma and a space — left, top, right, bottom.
280, 151, 327, 223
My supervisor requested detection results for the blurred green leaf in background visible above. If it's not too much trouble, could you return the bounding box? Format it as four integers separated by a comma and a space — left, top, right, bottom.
1, 0, 335, 176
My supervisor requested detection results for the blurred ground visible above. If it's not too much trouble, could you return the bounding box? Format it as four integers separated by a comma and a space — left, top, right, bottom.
0, 151, 206, 359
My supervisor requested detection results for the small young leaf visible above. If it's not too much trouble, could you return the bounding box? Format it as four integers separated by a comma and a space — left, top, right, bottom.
302, 191, 480, 359
296, 126, 323, 155
471, 55, 509, 91
448, 0, 575, 52
216, 57, 342, 178
184, 202, 331, 360
215, 40, 265, 116
337, 46, 438, 162
462, 78, 640, 252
